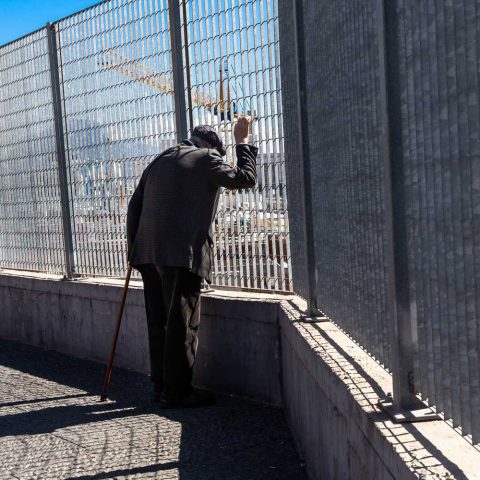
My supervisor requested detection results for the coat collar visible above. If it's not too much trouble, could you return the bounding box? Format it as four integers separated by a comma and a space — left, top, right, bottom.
181, 139, 199, 148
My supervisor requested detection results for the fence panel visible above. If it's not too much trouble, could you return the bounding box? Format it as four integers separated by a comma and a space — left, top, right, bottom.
56, 0, 176, 277
288, 0, 391, 366
279, 0, 480, 444
396, 0, 480, 443
182, 0, 291, 291
0, 30, 65, 274
0, 0, 292, 290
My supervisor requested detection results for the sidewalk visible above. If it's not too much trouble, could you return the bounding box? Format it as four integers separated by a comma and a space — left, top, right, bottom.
0, 339, 306, 480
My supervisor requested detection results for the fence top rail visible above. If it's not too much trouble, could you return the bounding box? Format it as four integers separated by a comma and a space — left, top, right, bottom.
0, 0, 120, 50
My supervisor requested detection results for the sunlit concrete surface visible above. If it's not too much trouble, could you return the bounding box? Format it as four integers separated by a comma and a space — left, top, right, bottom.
0, 339, 306, 480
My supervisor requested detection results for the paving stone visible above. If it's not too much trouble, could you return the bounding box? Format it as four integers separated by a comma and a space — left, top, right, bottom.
0, 339, 306, 479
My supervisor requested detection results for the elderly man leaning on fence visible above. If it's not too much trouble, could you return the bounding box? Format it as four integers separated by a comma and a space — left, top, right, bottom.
126, 117, 257, 408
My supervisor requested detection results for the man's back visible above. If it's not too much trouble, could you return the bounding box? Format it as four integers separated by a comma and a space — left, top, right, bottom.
127, 141, 257, 281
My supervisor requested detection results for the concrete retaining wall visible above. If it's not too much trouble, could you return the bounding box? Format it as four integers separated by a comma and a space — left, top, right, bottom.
0, 271, 282, 405
1, 271, 478, 479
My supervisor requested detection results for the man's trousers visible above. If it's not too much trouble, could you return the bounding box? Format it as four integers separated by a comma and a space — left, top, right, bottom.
137, 264, 202, 400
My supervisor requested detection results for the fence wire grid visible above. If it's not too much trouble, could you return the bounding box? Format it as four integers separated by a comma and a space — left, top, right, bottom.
0, 0, 291, 292
182, 0, 291, 290
0, 29, 65, 274
280, 0, 480, 446
397, 0, 480, 444
57, 0, 176, 278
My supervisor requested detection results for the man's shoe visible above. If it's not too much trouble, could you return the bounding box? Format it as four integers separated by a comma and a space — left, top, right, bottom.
159, 389, 215, 408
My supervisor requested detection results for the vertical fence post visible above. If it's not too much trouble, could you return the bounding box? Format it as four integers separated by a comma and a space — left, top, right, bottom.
168, 0, 189, 142
46, 22, 75, 279
290, 0, 324, 320
181, 1, 194, 134
376, 0, 438, 421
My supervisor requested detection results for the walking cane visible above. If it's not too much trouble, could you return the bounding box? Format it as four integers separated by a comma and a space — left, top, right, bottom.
100, 263, 133, 401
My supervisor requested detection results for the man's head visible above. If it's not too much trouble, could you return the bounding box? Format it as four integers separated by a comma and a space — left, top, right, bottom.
189, 125, 226, 156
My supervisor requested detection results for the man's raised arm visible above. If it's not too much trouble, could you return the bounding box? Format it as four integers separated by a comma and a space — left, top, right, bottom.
208, 116, 258, 189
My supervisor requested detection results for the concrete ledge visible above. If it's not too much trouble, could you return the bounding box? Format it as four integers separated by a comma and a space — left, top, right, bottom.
0, 270, 478, 479
279, 297, 480, 480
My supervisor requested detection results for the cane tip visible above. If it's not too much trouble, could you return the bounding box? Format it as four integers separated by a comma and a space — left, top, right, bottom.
100, 394, 108, 402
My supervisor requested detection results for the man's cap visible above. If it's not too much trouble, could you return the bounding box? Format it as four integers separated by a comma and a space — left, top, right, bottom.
191, 125, 226, 156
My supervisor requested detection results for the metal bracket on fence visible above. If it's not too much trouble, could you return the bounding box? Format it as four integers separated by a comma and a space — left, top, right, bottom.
47, 22, 76, 279
201, 287, 216, 293
378, 394, 440, 423
201, 280, 215, 293
300, 314, 329, 323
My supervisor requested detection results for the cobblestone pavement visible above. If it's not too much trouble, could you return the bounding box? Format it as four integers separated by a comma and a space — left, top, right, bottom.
0, 339, 307, 480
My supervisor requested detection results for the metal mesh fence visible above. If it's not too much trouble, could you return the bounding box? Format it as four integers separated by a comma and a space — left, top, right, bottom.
182, 0, 291, 291
397, 0, 480, 444
1, 0, 480, 447
283, 0, 391, 367
57, 0, 176, 278
0, 0, 291, 291
279, 0, 480, 444
307, 0, 390, 368
0, 30, 65, 274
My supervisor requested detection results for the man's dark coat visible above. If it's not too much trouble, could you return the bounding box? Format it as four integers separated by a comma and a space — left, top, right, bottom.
127, 142, 257, 282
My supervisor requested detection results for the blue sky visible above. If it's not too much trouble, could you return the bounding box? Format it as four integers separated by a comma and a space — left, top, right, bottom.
0, 0, 98, 46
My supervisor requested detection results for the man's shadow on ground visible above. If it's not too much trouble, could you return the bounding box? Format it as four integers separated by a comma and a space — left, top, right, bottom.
0, 339, 305, 480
